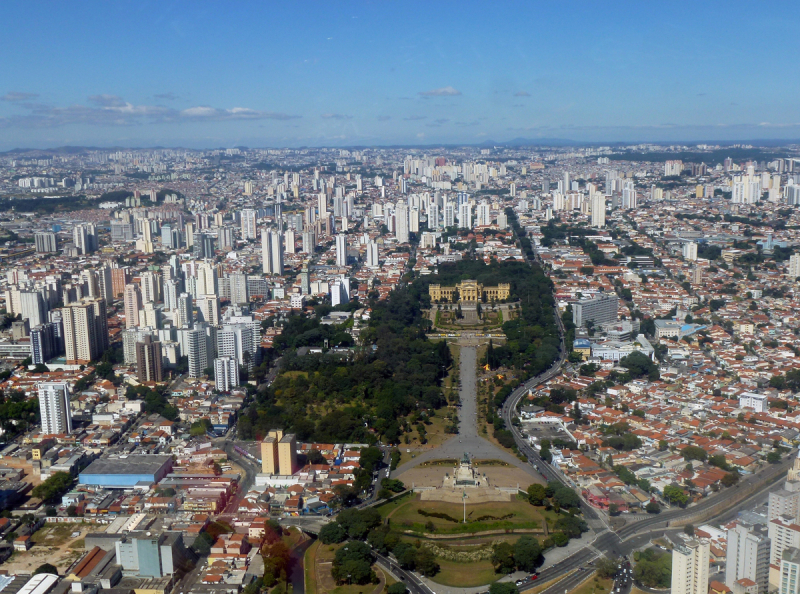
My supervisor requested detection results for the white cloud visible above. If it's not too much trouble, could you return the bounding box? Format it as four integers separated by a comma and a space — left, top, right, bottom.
88, 94, 126, 107
320, 113, 353, 120
0, 96, 301, 128
1, 91, 39, 102
419, 86, 461, 97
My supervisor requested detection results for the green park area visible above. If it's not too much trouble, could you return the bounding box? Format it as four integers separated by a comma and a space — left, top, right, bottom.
378, 493, 551, 535
316, 484, 589, 589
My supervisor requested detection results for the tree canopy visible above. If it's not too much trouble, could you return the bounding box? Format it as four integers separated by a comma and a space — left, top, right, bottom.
619, 351, 659, 381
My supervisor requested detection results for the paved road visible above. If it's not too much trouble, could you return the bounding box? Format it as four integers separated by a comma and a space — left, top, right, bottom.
375, 552, 431, 594
394, 344, 541, 480
214, 439, 260, 520
357, 448, 393, 508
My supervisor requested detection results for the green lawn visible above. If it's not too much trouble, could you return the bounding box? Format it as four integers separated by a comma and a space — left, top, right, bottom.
429, 558, 499, 587
380, 494, 543, 534
377, 491, 415, 518
304, 540, 320, 594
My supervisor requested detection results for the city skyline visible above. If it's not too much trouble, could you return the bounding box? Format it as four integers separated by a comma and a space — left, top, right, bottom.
2, 1, 800, 150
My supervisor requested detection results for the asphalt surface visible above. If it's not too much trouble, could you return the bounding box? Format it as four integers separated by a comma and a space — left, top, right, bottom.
375, 552, 432, 594
394, 343, 541, 479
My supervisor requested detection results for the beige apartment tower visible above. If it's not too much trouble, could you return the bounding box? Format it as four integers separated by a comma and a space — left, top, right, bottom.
672, 539, 710, 594
62, 299, 107, 364
278, 433, 298, 476
260, 429, 281, 474
260, 430, 298, 476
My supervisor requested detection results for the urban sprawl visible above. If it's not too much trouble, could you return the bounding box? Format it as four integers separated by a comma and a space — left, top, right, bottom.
0, 144, 799, 594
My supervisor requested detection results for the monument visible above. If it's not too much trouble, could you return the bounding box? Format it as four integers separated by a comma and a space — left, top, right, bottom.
418, 453, 516, 503
443, 452, 487, 488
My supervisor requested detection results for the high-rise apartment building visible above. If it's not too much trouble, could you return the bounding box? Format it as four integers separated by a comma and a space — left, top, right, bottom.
476, 200, 491, 227
683, 242, 698, 261
185, 324, 209, 378
622, 181, 637, 209
30, 322, 61, 365
300, 262, 310, 295
123, 327, 154, 365
330, 277, 349, 307
240, 209, 257, 240
196, 295, 220, 326
196, 262, 218, 297
140, 271, 161, 304
73, 223, 97, 255
97, 265, 114, 304
665, 160, 683, 176
336, 233, 348, 267
260, 429, 298, 476
37, 381, 72, 435
770, 517, 800, 588
443, 202, 455, 228
62, 300, 106, 364
780, 548, 800, 594
177, 293, 193, 328
261, 228, 284, 275
213, 356, 239, 392
726, 522, 770, 594
261, 429, 281, 475
124, 284, 142, 329
395, 200, 409, 243
672, 539, 710, 594
789, 254, 800, 280
458, 202, 472, 229
217, 322, 258, 371
135, 335, 163, 383
227, 273, 248, 305
366, 242, 379, 268
769, 456, 800, 588
192, 233, 215, 259
163, 279, 180, 312
111, 267, 130, 299
284, 228, 296, 254
591, 193, 606, 228
219, 227, 234, 249
34, 232, 58, 253
20, 291, 46, 328
302, 229, 315, 254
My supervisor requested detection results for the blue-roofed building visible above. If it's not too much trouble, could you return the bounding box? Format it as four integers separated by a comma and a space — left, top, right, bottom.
573, 338, 591, 360
79, 455, 172, 488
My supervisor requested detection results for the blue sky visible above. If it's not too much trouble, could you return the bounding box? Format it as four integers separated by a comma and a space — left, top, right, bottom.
1, 1, 799, 149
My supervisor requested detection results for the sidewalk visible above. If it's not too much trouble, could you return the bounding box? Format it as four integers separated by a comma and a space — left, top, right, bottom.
541, 528, 597, 567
